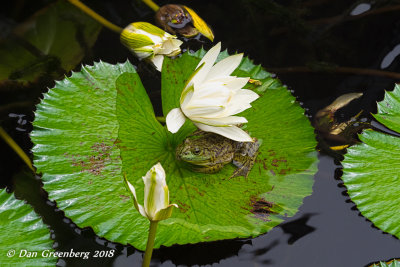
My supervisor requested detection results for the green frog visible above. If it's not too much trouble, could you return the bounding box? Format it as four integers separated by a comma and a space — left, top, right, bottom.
176, 130, 260, 178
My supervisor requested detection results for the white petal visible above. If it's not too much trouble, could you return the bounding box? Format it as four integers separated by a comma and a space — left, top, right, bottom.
205, 53, 243, 80
159, 38, 182, 56
221, 89, 259, 116
188, 85, 230, 108
159, 40, 174, 55
202, 76, 237, 85
194, 123, 253, 142
166, 108, 186, 133
235, 88, 260, 103
191, 42, 221, 87
150, 55, 164, 71
165, 39, 183, 56
193, 116, 248, 126
224, 77, 250, 90
222, 103, 252, 117
125, 179, 148, 218
183, 105, 224, 118
181, 89, 193, 108
196, 42, 221, 69
152, 163, 166, 185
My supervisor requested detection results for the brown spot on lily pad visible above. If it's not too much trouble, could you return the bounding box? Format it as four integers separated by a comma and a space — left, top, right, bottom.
249, 196, 277, 221
119, 195, 130, 202
65, 141, 116, 176
177, 200, 190, 213
186, 184, 205, 196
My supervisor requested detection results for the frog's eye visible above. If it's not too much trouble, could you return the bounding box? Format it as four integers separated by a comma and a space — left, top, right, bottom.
193, 147, 201, 155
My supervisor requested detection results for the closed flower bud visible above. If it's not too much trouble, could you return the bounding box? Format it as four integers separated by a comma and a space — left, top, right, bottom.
123, 163, 178, 221
120, 22, 183, 71
155, 4, 214, 41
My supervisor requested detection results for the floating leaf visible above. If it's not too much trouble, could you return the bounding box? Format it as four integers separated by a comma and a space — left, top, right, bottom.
342, 84, 400, 238
0, 0, 101, 83
32, 49, 317, 250
0, 189, 56, 266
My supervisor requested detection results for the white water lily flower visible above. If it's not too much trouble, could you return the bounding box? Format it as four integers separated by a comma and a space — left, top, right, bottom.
120, 22, 183, 71
123, 163, 178, 221
165, 42, 259, 142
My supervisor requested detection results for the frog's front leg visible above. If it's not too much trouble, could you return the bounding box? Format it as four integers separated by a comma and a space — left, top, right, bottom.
231, 139, 260, 178
192, 163, 226, 174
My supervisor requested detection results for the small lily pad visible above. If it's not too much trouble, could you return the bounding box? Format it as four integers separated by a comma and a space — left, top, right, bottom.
0, 189, 56, 266
342, 84, 400, 239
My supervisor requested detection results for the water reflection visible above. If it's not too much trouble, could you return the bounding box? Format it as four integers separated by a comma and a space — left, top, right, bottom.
8, 113, 28, 132
279, 213, 317, 245
371, 120, 400, 137
350, 3, 372, 16
381, 44, 400, 69
153, 239, 251, 266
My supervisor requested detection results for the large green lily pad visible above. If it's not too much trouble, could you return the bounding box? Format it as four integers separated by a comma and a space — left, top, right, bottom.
342, 84, 400, 238
32, 49, 317, 250
0, 189, 56, 266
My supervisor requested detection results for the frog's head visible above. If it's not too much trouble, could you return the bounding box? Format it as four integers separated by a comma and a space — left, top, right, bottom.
176, 133, 213, 166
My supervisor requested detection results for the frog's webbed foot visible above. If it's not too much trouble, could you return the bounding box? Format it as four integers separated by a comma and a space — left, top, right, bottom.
231, 138, 260, 179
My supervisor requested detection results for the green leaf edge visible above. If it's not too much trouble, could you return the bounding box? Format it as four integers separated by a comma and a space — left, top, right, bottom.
342, 83, 400, 239
0, 189, 56, 266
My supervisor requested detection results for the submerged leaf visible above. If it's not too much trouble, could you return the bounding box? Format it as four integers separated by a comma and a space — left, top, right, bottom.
0, 0, 101, 83
32, 49, 317, 250
0, 189, 56, 266
342, 84, 400, 239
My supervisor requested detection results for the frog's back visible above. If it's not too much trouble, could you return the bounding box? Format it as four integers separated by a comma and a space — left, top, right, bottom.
190, 131, 236, 164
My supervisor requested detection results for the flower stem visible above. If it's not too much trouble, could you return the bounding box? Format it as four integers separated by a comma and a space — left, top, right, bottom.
67, 0, 123, 33
142, 221, 158, 267
141, 0, 160, 12
0, 127, 34, 172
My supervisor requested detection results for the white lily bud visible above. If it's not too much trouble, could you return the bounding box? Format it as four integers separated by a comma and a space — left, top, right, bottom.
120, 22, 183, 71
124, 163, 178, 221
166, 42, 259, 142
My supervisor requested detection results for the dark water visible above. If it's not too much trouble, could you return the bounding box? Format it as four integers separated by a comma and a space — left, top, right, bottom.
1, 0, 400, 266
